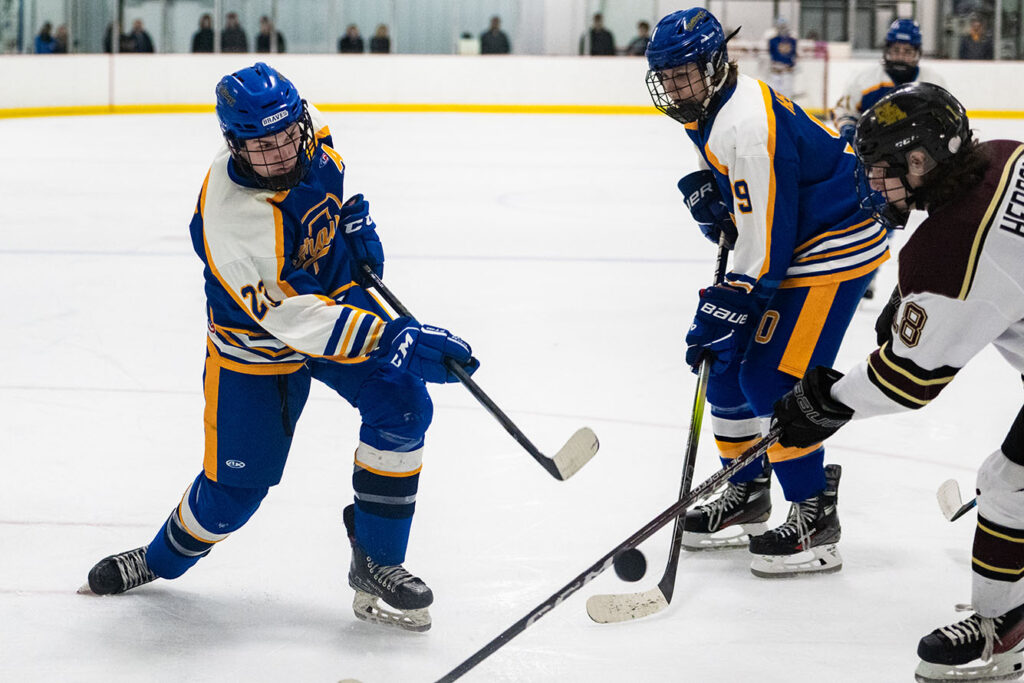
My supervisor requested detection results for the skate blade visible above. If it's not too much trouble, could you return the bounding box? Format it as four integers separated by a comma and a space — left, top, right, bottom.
352, 591, 431, 632
749, 544, 842, 578
681, 523, 768, 552
915, 654, 1024, 682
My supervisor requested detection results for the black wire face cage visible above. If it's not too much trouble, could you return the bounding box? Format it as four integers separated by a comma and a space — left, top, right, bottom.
854, 160, 914, 230
646, 65, 711, 125
226, 106, 317, 191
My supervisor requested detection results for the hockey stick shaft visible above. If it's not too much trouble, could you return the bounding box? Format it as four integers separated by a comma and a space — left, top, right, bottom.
362, 266, 595, 481
434, 427, 781, 683
658, 240, 730, 601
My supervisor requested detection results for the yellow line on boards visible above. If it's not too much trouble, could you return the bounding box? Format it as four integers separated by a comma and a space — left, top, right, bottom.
2, 103, 1023, 120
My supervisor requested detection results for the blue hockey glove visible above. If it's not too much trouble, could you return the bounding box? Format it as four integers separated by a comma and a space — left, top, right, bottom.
677, 170, 737, 249
685, 285, 761, 374
340, 194, 384, 285
376, 316, 480, 384
839, 124, 856, 144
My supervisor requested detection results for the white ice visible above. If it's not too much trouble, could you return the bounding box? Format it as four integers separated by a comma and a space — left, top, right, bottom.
2, 111, 1024, 683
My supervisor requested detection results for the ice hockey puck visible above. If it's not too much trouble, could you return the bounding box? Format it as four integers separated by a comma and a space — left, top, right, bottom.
613, 548, 647, 582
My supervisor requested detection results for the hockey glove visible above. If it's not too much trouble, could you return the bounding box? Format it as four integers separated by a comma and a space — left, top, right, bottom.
376, 316, 480, 384
340, 194, 384, 286
684, 285, 760, 374
678, 170, 738, 250
771, 366, 855, 448
839, 124, 856, 145
875, 286, 901, 347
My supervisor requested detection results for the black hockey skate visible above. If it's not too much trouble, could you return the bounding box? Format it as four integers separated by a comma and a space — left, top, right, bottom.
82, 546, 157, 595
748, 464, 842, 577
681, 458, 772, 550
915, 604, 1024, 682
344, 505, 433, 632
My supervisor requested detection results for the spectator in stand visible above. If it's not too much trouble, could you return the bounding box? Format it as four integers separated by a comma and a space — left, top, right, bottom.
370, 24, 390, 54
339, 24, 364, 53
103, 21, 133, 53
54, 24, 68, 53
192, 14, 214, 53
767, 16, 797, 97
480, 16, 510, 54
625, 21, 651, 56
34, 22, 57, 54
129, 19, 155, 53
256, 16, 285, 53
959, 15, 994, 59
581, 13, 616, 56
222, 12, 248, 53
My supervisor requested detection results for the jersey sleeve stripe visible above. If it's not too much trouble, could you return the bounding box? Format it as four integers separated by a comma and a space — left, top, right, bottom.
794, 217, 876, 254
959, 144, 1024, 300
865, 363, 927, 409
794, 230, 887, 263
876, 341, 959, 383
865, 342, 959, 408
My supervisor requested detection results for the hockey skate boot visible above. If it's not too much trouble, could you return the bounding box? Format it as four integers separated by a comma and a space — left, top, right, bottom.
344, 505, 433, 632
82, 546, 157, 595
748, 464, 842, 577
915, 604, 1024, 682
681, 458, 772, 551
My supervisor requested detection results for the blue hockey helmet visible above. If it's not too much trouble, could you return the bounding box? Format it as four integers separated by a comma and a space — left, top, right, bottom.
885, 19, 922, 48
215, 62, 316, 190
645, 9, 735, 125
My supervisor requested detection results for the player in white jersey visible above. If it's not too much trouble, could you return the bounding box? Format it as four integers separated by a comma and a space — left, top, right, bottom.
645, 8, 887, 576
82, 63, 478, 633
772, 82, 1024, 681
833, 19, 945, 300
832, 19, 946, 146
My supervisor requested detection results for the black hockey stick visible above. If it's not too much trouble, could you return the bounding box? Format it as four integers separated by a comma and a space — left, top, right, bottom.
433, 427, 781, 683
362, 265, 599, 481
586, 238, 729, 623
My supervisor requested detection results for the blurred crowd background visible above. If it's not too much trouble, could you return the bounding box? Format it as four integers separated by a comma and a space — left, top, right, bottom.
1, 0, 1018, 60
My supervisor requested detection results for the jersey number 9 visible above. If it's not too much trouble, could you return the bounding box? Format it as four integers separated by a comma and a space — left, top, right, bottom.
733, 180, 752, 213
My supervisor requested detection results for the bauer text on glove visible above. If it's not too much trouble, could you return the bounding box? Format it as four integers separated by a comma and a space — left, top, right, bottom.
684, 285, 760, 374
677, 170, 738, 249
771, 366, 855, 448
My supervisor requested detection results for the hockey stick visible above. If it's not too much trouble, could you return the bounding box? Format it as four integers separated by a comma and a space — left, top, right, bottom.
433, 427, 781, 683
937, 479, 977, 522
362, 265, 599, 481
586, 239, 730, 623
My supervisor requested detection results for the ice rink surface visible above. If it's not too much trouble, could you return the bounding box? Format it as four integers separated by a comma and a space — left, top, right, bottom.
3, 110, 1024, 683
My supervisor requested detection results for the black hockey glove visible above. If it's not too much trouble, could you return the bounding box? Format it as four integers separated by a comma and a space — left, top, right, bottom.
771, 366, 855, 448
875, 286, 901, 347
677, 170, 737, 249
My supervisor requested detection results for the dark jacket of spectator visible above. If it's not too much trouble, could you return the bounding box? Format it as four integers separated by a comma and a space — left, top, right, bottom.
103, 23, 133, 53
625, 23, 650, 56
256, 17, 285, 53
370, 25, 390, 53
192, 15, 213, 53
54, 24, 68, 53
581, 17, 616, 56
222, 14, 248, 53
34, 23, 57, 54
480, 17, 510, 54
959, 20, 994, 59
339, 25, 364, 53
129, 21, 154, 53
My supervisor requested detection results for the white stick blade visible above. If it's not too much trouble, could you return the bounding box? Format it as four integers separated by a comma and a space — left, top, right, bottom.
585, 587, 668, 624
937, 479, 964, 521
553, 427, 599, 480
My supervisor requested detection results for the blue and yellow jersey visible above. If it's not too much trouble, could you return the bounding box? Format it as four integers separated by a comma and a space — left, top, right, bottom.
685, 73, 888, 295
188, 104, 390, 369
832, 64, 946, 132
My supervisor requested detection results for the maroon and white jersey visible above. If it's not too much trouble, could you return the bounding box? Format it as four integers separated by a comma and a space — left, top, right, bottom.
832, 140, 1024, 417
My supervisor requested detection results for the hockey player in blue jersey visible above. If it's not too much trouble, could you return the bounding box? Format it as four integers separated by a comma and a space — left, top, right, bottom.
83, 62, 478, 632
646, 9, 888, 576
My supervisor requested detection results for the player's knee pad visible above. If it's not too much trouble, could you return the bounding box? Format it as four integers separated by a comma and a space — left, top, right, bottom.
978, 449, 1024, 527
737, 362, 803, 417
357, 366, 433, 450
706, 359, 747, 409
